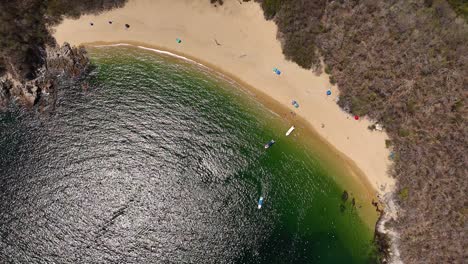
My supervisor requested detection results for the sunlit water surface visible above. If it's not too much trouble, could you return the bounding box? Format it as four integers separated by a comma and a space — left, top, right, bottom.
0, 47, 375, 263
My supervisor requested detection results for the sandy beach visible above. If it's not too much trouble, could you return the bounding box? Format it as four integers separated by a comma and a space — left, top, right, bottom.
53, 0, 395, 196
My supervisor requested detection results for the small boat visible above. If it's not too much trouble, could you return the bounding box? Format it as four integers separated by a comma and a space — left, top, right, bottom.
286, 126, 295, 136
258, 196, 264, 209
264, 140, 275, 149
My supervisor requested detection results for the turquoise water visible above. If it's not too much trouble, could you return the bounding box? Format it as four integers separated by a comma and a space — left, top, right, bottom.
0, 46, 376, 263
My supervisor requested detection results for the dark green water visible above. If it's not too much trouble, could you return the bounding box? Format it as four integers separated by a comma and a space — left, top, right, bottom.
0, 46, 375, 263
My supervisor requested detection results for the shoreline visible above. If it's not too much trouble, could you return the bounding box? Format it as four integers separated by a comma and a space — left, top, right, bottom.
90, 41, 380, 227
53, 0, 394, 203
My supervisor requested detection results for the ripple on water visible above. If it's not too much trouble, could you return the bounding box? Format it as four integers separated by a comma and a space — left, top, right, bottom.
0, 46, 375, 263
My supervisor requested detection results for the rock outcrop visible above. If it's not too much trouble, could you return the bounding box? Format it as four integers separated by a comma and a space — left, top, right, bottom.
376, 192, 403, 264
0, 43, 89, 111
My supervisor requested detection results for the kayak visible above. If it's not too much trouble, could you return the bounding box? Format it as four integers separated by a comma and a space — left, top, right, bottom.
264, 140, 275, 149
286, 126, 295, 136
258, 196, 264, 209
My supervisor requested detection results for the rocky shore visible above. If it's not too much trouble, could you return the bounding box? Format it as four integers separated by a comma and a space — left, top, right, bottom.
0, 43, 89, 112
375, 193, 402, 264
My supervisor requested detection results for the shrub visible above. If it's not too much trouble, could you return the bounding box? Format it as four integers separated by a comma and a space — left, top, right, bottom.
324, 65, 332, 75
398, 187, 409, 201
385, 139, 392, 148
398, 128, 410, 137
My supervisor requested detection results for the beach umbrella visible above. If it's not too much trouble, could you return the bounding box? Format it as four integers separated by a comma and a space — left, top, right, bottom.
125, 24, 130, 29
90, 22, 94, 26
292, 100, 299, 108
108, 21, 112, 24
326, 90, 332, 96
276, 70, 281, 75
354, 115, 359, 120
176, 38, 182, 43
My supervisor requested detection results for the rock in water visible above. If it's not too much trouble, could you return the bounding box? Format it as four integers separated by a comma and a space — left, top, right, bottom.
0, 42, 89, 111
46, 42, 89, 77
341, 190, 349, 202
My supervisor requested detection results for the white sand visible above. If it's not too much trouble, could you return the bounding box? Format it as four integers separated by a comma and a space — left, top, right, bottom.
53, 0, 395, 195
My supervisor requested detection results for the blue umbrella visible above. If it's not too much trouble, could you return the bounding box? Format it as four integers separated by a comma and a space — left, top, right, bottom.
291, 100, 299, 108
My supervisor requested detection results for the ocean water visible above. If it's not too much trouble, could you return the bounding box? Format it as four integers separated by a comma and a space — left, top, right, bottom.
0, 46, 376, 263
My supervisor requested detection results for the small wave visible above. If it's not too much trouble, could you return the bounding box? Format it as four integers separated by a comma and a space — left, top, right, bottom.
93, 43, 207, 68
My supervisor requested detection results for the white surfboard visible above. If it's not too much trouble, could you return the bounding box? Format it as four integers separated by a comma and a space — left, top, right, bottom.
286, 126, 295, 136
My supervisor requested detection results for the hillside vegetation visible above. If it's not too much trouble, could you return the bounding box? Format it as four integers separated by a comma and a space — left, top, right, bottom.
448, 0, 468, 20
247, 0, 467, 263
0, 0, 127, 81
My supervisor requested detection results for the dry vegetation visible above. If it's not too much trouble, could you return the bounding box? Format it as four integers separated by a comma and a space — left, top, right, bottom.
243, 0, 467, 262
259, 0, 327, 69
448, 0, 468, 20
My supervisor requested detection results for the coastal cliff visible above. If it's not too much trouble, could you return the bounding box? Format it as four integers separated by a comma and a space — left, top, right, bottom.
0, 43, 89, 111
0, 0, 127, 110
